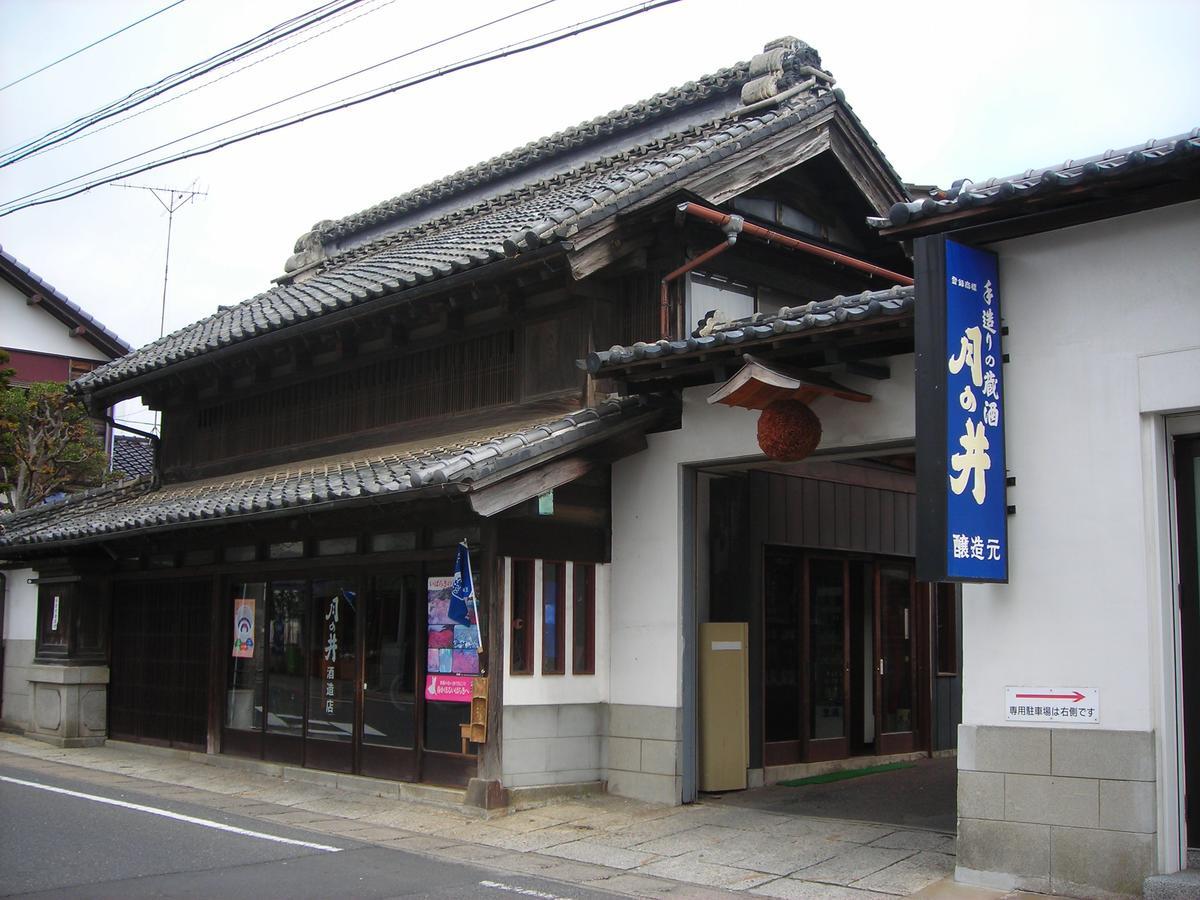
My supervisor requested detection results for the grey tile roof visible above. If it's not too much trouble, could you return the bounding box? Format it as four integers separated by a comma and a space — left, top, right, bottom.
0, 244, 130, 359
110, 434, 155, 478
73, 68, 850, 401
0, 398, 655, 551
301, 62, 752, 251
870, 130, 1200, 231
584, 284, 914, 374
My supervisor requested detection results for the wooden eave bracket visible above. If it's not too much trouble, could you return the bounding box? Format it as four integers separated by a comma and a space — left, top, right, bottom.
706, 352, 871, 410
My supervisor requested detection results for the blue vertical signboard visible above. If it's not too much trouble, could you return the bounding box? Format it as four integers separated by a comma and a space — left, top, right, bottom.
943, 240, 1006, 580
914, 235, 1007, 583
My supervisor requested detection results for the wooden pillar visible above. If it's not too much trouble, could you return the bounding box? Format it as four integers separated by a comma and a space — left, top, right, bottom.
466, 518, 508, 809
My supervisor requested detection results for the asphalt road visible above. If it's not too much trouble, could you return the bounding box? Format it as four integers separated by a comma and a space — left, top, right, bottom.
0, 760, 621, 900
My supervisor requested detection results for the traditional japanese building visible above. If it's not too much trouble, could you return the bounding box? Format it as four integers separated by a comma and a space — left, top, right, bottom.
0, 36, 963, 819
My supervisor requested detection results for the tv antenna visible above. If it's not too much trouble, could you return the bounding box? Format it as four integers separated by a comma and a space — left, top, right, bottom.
112, 180, 206, 432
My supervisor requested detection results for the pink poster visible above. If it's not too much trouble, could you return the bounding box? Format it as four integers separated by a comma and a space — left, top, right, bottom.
425, 673, 473, 703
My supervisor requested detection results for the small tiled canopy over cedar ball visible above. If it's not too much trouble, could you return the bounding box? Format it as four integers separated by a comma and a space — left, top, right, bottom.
757, 398, 822, 461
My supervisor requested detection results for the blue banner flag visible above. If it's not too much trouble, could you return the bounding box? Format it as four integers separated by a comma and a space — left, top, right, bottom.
448, 542, 483, 648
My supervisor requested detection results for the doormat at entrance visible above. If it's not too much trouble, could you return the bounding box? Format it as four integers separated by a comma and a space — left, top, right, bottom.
777, 761, 915, 787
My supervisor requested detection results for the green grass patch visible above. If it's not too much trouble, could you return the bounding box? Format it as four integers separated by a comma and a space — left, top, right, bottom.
777, 761, 916, 787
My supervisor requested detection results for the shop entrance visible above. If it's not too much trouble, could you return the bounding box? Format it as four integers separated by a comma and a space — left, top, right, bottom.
221, 564, 477, 787
763, 550, 919, 766
110, 579, 213, 750
1175, 435, 1200, 850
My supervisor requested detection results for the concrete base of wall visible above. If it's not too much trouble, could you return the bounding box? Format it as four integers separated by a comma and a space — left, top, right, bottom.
502, 703, 604, 788
509, 780, 606, 810
957, 724, 1157, 898
25, 664, 108, 748
604, 703, 682, 806
1, 638, 34, 732
502, 702, 683, 806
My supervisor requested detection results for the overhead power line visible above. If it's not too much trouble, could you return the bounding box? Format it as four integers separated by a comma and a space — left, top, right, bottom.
0, 0, 680, 217
13, 0, 399, 165
1, 0, 370, 168
0, 0, 190, 94
0, 0, 563, 212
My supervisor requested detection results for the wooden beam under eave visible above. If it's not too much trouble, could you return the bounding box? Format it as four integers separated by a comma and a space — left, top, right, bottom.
707, 353, 871, 411
469, 456, 597, 518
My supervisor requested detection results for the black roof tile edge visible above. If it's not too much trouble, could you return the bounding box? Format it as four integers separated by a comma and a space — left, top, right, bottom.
305, 63, 750, 247
0, 244, 131, 357
870, 130, 1200, 230
0, 398, 655, 550
73, 87, 844, 398
585, 284, 914, 373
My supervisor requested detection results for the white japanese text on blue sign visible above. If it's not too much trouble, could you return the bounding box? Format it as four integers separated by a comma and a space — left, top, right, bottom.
944, 240, 1007, 580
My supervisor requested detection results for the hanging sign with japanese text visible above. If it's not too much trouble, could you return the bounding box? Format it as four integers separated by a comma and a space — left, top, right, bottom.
1006, 687, 1099, 724
914, 236, 1008, 583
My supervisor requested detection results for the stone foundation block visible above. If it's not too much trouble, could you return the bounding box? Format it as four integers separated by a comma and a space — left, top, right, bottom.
1051, 824, 1155, 898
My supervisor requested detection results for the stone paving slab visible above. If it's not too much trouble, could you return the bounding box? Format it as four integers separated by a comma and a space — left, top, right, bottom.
752, 878, 897, 898
541, 837, 662, 870
791, 845, 917, 887
852, 851, 954, 895
869, 831, 956, 853
636, 849, 779, 891
0, 733, 967, 898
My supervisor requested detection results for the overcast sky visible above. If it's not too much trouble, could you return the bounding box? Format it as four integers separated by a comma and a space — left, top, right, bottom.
1, 0, 1197, 430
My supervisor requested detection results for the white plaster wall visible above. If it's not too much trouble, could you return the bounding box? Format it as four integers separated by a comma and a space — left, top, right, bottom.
609, 354, 918, 709
3, 567, 37, 640
1, 280, 110, 362
962, 199, 1200, 732
502, 558, 611, 706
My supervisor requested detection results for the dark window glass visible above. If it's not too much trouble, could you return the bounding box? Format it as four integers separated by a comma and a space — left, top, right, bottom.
572, 563, 595, 675
36, 586, 69, 654
542, 562, 565, 675
34, 582, 106, 662
308, 580, 357, 744
880, 566, 914, 734
269, 541, 304, 559
763, 554, 802, 743
809, 558, 846, 740
225, 545, 256, 563
227, 582, 266, 731
182, 548, 215, 567
935, 583, 959, 675
363, 574, 417, 749
266, 581, 306, 736
370, 532, 416, 553
424, 698, 472, 754
315, 537, 356, 556
510, 560, 534, 675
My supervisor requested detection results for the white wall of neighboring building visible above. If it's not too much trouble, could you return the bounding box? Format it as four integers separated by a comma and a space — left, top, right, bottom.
2, 568, 37, 640
2, 567, 38, 729
502, 559, 610, 706
609, 354, 918, 710
962, 199, 1200, 732
1, 279, 110, 362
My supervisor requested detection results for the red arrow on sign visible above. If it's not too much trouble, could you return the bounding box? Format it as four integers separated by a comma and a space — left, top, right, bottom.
1015, 691, 1086, 703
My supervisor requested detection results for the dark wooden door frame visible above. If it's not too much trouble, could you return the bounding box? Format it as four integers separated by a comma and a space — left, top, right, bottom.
1174, 435, 1200, 849
874, 561, 918, 756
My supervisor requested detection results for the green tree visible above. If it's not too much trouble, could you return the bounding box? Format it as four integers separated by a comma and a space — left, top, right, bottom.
0, 381, 109, 512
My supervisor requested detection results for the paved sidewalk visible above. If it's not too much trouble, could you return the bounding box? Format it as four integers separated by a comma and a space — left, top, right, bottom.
0, 734, 1012, 899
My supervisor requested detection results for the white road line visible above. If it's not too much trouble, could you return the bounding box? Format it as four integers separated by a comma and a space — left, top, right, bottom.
479, 880, 574, 900
0, 774, 343, 852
